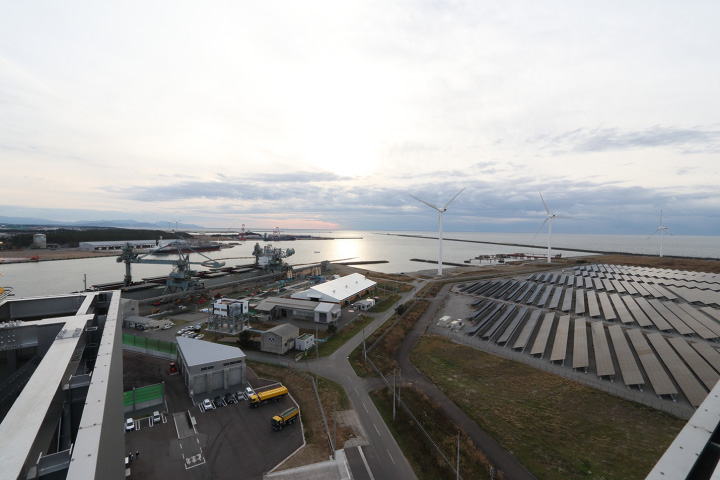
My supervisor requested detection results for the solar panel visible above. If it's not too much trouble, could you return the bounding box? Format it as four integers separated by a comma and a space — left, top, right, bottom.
525, 284, 544, 304
584, 277, 594, 289
635, 297, 672, 331
621, 281, 638, 295
667, 337, 719, 391
586, 290, 600, 317
513, 283, 535, 302
530, 313, 555, 357
610, 294, 634, 324
550, 315, 570, 364
574, 289, 586, 315
537, 286, 552, 307
611, 279, 626, 294
626, 329, 677, 397
592, 277, 604, 291
692, 342, 720, 375
596, 292, 616, 321
607, 326, 644, 387
622, 296, 653, 327
572, 318, 589, 370
560, 287, 573, 312
648, 299, 693, 335
632, 282, 653, 297
679, 304, 720, 337
591, 321, 615, 378
512, 309, 541, 351
547, 286, 563, 310
647, 332, 707, 407
482, 305, 517, 340
496, 307, 528, 345
602, 279, 615, 292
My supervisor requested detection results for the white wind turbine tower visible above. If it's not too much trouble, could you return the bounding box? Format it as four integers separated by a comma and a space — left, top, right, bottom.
648, 210, 672, 257
534, 191, 571, 263
409, 188, 465, 276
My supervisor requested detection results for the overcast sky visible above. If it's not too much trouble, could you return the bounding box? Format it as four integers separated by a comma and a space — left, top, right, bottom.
1, 1, 719, 234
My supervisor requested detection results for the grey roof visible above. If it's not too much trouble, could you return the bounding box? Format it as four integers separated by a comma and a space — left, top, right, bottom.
264, 323, 299, 338
314, 303, 338, 313
177, 336, 245, 367
255, 297, 320, 312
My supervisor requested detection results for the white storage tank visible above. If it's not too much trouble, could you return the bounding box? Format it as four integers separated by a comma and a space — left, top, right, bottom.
33, 234, 47, 249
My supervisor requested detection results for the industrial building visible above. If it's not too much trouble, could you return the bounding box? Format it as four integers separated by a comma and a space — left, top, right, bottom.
291, 273, 376, 306
176, 336, 246, 395
295, 333, 315, 351
0, 290, 125, 480
255, 297, 341, 323
261, 324, 300, 355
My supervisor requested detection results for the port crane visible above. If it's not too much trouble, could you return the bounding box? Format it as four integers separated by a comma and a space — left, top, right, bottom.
117, 242, 226, 294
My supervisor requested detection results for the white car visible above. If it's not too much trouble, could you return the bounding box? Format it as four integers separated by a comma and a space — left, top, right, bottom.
202, 399, 214, 410
125, 418, 135, 431
152, 411, 161, 423
195, 334, 204, 340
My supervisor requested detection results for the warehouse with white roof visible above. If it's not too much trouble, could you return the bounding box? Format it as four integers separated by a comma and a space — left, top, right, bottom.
290, 273, 376, 306
176, 336, 246, 395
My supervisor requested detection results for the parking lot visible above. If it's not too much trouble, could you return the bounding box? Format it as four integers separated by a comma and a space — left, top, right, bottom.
123, 351, 303, 479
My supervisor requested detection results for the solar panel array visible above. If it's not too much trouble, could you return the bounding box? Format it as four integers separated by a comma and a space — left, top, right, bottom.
457, 263, 720, 408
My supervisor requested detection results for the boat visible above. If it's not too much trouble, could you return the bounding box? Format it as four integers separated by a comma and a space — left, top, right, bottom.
0, 255, 39, 264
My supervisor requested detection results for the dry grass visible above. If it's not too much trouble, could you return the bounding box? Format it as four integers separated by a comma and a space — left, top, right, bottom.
410, 335, 686, 480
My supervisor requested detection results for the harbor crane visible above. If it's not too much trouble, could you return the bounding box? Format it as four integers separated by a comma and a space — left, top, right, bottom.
117, 242, 226, 294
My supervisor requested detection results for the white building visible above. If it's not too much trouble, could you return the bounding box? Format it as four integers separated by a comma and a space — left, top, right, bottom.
291, 273, 376, 306
295, 334, 315, 351
213, 298, 249, 317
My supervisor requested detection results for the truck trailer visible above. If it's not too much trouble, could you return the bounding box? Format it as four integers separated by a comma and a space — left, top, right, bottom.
248, 386, 288, 408
271, 406, 299, 430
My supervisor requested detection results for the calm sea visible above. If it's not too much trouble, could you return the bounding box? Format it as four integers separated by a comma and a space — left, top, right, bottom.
1, 231, 717, 298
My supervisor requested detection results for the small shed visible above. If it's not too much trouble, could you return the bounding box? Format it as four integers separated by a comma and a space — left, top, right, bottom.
261, 324, 300, 355
295, 334, 315, 351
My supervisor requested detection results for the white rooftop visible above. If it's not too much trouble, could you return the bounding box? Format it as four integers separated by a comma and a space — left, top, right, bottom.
292, 273, 376, 303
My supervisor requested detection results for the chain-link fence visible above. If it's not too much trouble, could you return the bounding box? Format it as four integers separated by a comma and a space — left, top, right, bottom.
429, 325, 694, 419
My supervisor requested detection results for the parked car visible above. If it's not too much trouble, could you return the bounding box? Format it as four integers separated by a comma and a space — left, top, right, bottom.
237, 390, 246, 401
152, 411, 161, 423
195, 334, 204, 340
162, 324, 171, 330
202, 399, 213, 410
214, 396, 224, 408
125, 418, 135, 431
225, 392, 235, 404
194, 323, 203, 330
245, 386, 254, 398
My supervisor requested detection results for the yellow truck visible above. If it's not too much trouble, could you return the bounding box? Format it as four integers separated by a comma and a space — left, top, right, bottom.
271, 406, 299, 430
248, 386, 288, 408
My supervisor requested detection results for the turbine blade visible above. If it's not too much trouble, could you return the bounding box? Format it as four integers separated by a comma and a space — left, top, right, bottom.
533, 218, 549, 238
442, 187, 465, 210
539, 191, 550, 215
648, 229, 661, 239
409, 194, 440, 211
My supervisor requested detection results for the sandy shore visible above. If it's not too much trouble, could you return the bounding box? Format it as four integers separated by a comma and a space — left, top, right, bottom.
0, 248, 118, 262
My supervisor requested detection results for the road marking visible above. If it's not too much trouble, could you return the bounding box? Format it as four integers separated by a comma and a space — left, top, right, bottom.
387, 449, 395, 464
363, 402, 369, 413
357, 446, 376, 480
374, 424, 380, 435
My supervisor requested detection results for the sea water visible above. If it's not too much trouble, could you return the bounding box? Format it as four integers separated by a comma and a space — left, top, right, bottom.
1, 231, 717, 298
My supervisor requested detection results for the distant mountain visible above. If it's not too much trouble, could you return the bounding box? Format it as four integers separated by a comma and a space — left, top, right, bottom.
0, 216, 205, 230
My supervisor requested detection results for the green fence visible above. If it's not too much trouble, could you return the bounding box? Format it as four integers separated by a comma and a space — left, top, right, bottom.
124, 383, 165, 408
122, 334, 177, 355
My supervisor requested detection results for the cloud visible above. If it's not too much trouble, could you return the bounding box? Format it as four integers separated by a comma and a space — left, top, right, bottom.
534, 126, 720, 154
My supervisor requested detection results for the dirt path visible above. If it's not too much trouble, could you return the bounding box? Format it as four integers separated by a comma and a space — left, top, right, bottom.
395, 282, 538, 480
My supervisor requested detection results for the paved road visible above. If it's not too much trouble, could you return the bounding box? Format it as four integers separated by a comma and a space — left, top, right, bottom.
246, 281, 425, 480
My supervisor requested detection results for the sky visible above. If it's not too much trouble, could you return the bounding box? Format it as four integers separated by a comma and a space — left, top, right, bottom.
1, 1, 719, 235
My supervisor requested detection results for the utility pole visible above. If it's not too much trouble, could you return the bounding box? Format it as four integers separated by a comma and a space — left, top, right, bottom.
333, 397, 337, 456
362, 328, 367, 361
392, 368, 396, 421
457, 431, 461, 480
398, 368, 401, 403
83, 274, 87, 292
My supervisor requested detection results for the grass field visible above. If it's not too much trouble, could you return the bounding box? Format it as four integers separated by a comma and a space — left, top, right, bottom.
370, 387, 494, 480
410, 335, 686, 480
317, 315, 375, 357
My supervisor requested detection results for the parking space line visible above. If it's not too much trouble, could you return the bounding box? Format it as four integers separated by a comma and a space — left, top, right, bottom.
387, 449, 395, 464
363, 403, 368, 413
373, 424, 380, 435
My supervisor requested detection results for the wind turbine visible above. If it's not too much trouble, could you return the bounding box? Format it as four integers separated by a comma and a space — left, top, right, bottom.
648, 210, 672, 257
409, 188, 465, 275
534, 191, 570, 263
